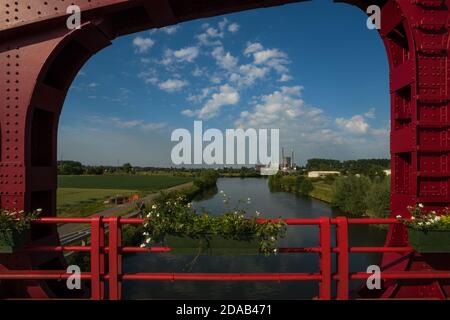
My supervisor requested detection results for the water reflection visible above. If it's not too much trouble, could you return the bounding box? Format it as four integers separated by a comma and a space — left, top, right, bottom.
123, 178, 387, 299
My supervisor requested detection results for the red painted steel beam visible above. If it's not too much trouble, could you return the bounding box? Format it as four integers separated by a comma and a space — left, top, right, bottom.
1, 0, 450, 299
120, 273, 322, 281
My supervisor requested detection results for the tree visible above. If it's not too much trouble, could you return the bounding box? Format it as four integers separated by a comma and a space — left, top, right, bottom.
85, 166, 104, 175
331, 175, 371, 215
194, 170, 219, 189
58, 161, 83, 175
122, 163, 133, 174
298, 178, 313, 196
365, 177, 390, 218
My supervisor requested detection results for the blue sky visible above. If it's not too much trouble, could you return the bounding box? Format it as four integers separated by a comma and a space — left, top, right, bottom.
59, 0, 389, 167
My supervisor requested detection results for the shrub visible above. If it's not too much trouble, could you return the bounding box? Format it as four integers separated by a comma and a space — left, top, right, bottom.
365, 177, 390, 218
297, 178, 313, 196
331, 175, 371, 215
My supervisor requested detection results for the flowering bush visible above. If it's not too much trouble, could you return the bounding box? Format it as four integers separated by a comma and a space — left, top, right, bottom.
140, 191, 287, 255
397, 204, 450, 231
0, 208, 40, 234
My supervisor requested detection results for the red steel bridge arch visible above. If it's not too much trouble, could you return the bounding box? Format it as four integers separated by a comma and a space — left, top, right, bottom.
0, 0, 450, 299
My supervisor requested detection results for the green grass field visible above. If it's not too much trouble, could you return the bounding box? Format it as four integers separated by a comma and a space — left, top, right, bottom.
310, 181, 333, 203
58, 175, 192, 191
57, 175, 193, 217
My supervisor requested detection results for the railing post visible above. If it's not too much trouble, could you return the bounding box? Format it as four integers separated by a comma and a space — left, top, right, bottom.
336, 217, 349, 300
319, 217, 331, 300
90, 216, 104, 300
108, 216, 122, 300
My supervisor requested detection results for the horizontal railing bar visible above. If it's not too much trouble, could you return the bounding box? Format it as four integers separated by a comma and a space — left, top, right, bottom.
4, 270, 449, 281
20, 246, 91, 252
120, 247, 171, 253
14, 245, 415, 254
345, 218, 400, 225
349, 247, 413, 253
33, 217, 404, 226
347, 271, 450, 280
34, 217, 94, 224
0, 271, 92, 280
278, 247, 322, 253
120, 273, 322, 281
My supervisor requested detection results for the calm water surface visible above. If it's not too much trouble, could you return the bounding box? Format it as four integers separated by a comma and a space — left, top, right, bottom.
123, 178, 387, 299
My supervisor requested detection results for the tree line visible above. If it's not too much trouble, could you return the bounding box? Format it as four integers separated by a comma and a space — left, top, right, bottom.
305, 158, 390, 178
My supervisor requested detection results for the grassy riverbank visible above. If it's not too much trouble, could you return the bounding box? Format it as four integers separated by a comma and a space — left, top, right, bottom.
268, 173, 390, 218
57, 175, 193, 217
309, 181, 333, 203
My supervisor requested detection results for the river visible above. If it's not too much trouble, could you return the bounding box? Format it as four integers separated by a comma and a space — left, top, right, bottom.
123, 177, 387, 299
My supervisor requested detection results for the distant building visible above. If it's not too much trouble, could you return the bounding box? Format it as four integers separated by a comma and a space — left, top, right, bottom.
384, 169, 391, 176
308, 171, 340, 178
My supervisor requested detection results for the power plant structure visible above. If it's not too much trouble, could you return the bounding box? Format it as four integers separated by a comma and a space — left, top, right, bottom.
281, 148, 296, 172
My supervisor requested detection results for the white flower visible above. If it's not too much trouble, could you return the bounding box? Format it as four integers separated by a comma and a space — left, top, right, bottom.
142, 232, 149, 236
146, 213, 151, 218
255, 211, 261, 217
270, 236, 276, 241
36, 208, 43, 213
146, 238, 151, 243
396, 215, 402, 219
140, 244, 145, 248
156, 213, 160, 217
152, 204, 157, 209
418, 222, 423, 226
411, 216, 416, 220
187, 203, 192, 208
425, 222, 431, 225
418, 203, 424, 208
273, 249, 278, 254
144, 223, 148, 227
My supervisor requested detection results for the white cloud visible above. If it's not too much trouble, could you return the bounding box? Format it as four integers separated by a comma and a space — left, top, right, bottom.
173, 46, 199, 62
364, 108, 375, 119
192, 67, 204, 77
335, 115, 370, 134
158, 79, 188, 92
87, 82, 99, 88
228, 23, 240, 33
244, 42, 263, 56
141, 122, 168, 131
161, 25, 179, 34
243, 42, 290, 74
182, 84, 239, 119
138, 69, 159, 85
212, 47, 238, 70
233, 86, 389, 162
161, 47, 199, 66
279, 74, 292, 82
218, 18, 228, 31
187, 87, 214, 103
91, 116, 167, 131
229, 64, 269, 87
253, 49, 286, 64
235, 86, 319, 128
196, 22, 225, 46
133, 36, 155, 53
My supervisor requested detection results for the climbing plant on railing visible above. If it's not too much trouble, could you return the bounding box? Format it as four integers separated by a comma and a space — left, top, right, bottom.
140, 191, 287, 255
0, 209, 41, 253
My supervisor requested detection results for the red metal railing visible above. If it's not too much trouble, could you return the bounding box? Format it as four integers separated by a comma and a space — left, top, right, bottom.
1, 216, 450, 300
